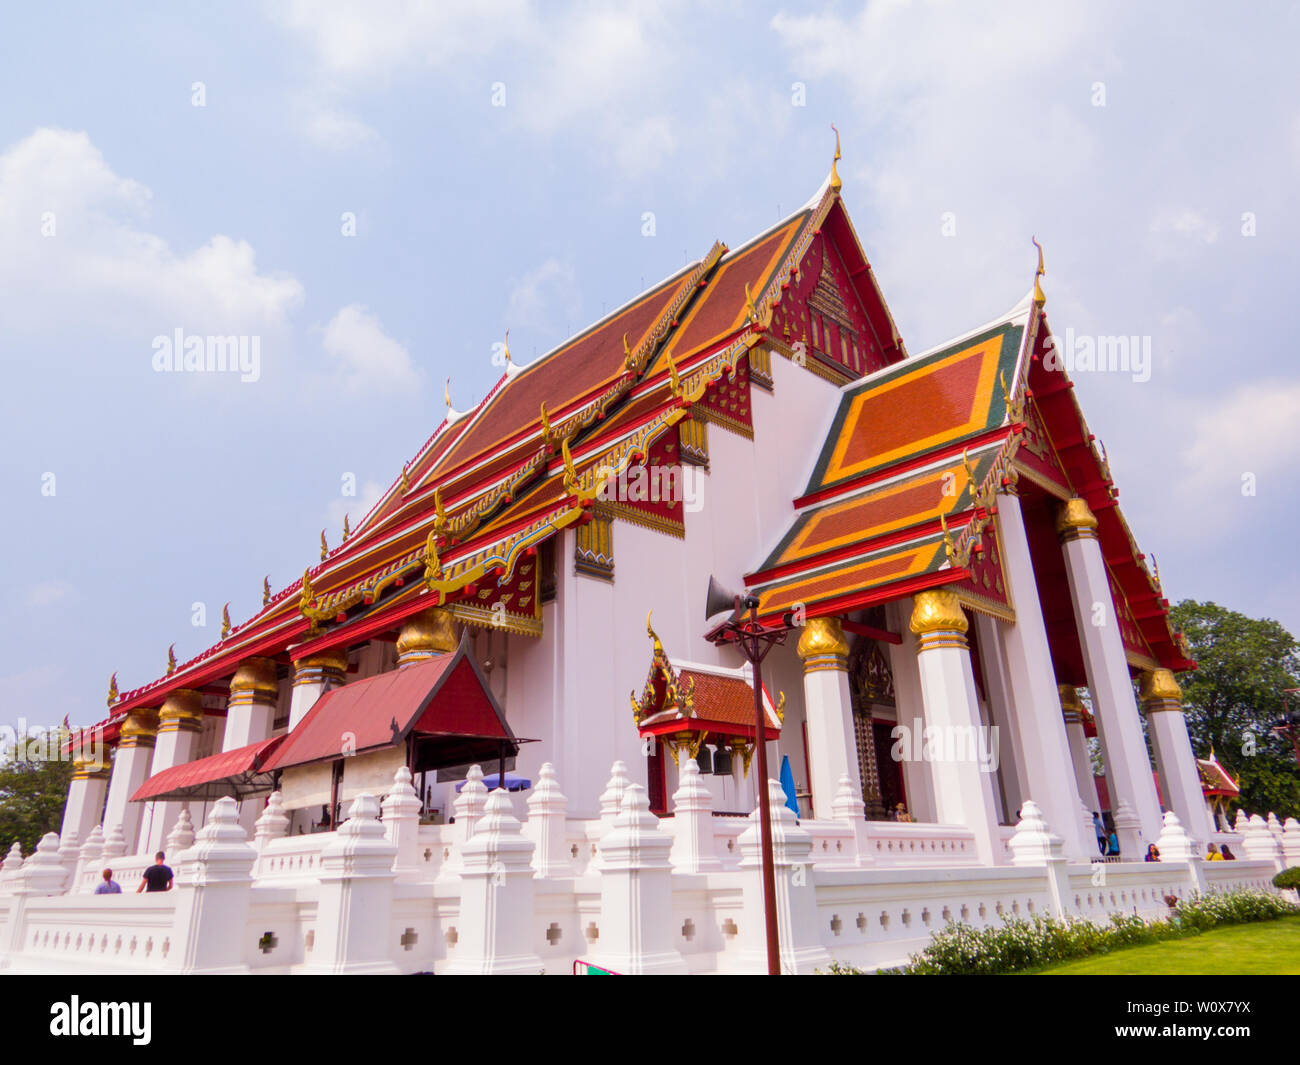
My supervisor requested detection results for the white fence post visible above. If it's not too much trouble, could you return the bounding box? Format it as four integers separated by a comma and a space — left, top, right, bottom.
306, 795, 399, 974
525, 763, 571, 879
170, 796, 257, 973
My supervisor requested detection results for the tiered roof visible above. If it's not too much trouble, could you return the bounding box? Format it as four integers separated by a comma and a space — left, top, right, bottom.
88, 160, 906, 743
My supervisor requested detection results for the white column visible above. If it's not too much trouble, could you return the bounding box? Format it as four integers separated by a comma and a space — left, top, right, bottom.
223, 656, 280, 834
972, 613, 1026, 820
1141, 669, 1214, 843
100, 707, 158, 852
992, 490, 1092, 859
287, 647, 348, 731
1060, 685, 1102, 815
796, 617, 859, 820
60, 756, 111, 844
143, 689, 205, 856
884, 600, 937, 823
908, 589, 1002, 866
1057, 497, 1163, 850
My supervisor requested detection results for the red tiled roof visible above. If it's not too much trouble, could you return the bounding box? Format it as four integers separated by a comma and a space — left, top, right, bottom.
261, 646, 514, 773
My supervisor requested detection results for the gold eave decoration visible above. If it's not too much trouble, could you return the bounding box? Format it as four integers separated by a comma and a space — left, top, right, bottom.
1032, 236, 1046, 307
631, 612, 696, 728
166, 644, 177, 676
107, 672, 118, 707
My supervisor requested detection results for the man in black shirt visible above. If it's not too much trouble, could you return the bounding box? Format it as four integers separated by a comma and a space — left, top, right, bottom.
137, 851, 173, 893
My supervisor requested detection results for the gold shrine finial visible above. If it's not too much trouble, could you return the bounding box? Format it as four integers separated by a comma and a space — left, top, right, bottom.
342, 513, 350, 540
830, 124, 842, 192
263, 575, 271, 606
422, 529, 441, 588
221, 602, 231, 639
646, 610, 665, 658
166, 644, 177, 676
320, 529, 328, 561
401, 463, 411, 495
666, 352, 683, 400
1032, 236, 1046, 307
561, 436, 579, 494
299, 568, 314, 611
107, 672, 118, 707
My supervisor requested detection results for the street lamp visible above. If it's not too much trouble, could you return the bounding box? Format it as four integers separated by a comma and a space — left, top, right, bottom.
705, 575, 787, 975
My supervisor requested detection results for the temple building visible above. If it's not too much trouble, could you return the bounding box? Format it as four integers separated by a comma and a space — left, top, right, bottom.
19, 149, 1284, 975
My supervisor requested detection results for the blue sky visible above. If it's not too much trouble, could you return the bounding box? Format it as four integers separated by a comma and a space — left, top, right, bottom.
2, 1, 1297, 731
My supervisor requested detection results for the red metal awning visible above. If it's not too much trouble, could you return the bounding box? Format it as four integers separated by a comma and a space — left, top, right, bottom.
261, 643, 521, 775
131, 735, 286, 803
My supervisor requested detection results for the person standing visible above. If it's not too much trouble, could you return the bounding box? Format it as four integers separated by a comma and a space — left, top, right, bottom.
94, 868, 122, 894
137, 851, 174, 893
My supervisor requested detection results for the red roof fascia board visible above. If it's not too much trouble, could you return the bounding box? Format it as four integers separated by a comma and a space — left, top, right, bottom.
745, 510, 981, 589
751, 567, 966, 628
793, 425, 1014, 511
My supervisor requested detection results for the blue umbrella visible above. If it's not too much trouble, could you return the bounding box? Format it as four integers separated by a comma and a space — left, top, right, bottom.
779, 755, 800, 818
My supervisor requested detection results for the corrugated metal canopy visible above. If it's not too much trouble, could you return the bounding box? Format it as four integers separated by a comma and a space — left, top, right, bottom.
131, 735, 285, 803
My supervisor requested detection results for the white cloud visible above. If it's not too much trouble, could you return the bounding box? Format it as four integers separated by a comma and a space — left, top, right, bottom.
0, 128, 304, 338
1150, 208, 1219, 245
295, 97, 382, 152
271, 0, 529, 76
1182, 381, 1300, 486
24, 582, 73, 608
321, 303, 421, 390
506, 258, 582, 334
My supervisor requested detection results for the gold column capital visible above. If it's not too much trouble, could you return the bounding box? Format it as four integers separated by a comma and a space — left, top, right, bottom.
796, 616, 850, 672
1055, 497, 1099, 542
909, 589, 968, 652
158, 688, 204, 734
71, 755, 111, 781
396, 606, 459, 665
119, 707, 159, 748
1139, 668, 1183, 711
292, 647, 349, 687
1058, 683, 1086, 723
229, 656, 280, 706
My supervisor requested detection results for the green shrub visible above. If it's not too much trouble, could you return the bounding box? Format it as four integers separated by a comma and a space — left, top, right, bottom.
874, 888, 1299, 976
1273, 866, 1300, 890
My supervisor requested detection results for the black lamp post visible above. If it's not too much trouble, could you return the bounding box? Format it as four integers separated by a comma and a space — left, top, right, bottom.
705, 575, 787, 975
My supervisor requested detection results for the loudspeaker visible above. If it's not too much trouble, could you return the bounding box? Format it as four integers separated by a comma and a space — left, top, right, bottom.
705, 574, 741, 624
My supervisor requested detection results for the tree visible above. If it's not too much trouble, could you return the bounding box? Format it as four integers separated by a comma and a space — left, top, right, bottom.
1170, 599, 1300, 820
0, 732, 76, 855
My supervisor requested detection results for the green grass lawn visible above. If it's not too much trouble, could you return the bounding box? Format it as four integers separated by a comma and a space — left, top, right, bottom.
1035, 916, 1300, 975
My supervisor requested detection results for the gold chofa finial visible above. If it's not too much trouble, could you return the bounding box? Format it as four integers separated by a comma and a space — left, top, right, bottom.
342, 514, 350, 540
401, 463, 411, 495
166, 644, 177, 676
221, 602, 231, 639
107, 672, 119, 707
503, 329, 511, 366
1032, 236, 1046, 307
444, 377, 452, 409
299, 568, 314, 611
263, 575, 271, 606
830, 124, 842, 192
320, 529, 328, 561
